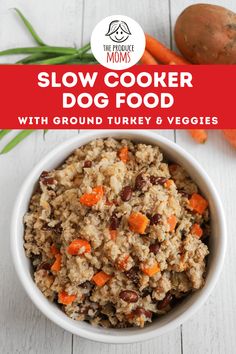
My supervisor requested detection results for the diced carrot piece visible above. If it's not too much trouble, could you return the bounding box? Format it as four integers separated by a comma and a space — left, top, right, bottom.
191, 223, 203, 238
118, 146, 129, 163
223, 130, 236, 148
189, 130, 208, 144
128, 212, 149, 234
165, 179, 174, 189
167, 215, 177, 232
189, 193, 208, 214
50, 244, 59, 256
92, 271, 112, 287
67, 239, 91, 255
80, 186, 104, 206
142, 262, 160, 277
109, 229, 117, 240
118, 254, 129, 270
58, 291, 77, 305
51, 254, 62, 272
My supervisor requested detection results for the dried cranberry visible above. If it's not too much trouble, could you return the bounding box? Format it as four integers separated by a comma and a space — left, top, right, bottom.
84, 160, 92, 168
149, 213, 161, 225
150, 176, 168, 186
141, 287, 152, 297
149, 242, 160, 254
110, 214, 120, 230
40, 171, 49, 178
157, 293, 173, 310
135, 174, 146, 191
133, 307, 152, 319
119, 290, 138, 303
37, 262, 51, 271
40, 171, 55, 186
125, 267, 139, 284
120, 186, 133, 201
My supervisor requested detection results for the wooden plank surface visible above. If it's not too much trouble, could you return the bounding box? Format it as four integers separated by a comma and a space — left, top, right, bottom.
175, 131, 236, 354
0, 0, 235, 353
0, 1, 82, 353
170, 1, 236, 353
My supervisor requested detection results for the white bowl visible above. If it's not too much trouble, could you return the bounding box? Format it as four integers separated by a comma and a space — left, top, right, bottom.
11, 131, 226, 344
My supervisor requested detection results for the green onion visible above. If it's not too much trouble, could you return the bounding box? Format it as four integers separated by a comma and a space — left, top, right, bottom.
34, 54, 80, 65
0, 46, 78, 56
0, 130, 11, 140
16, 53, 59, 64
13, 8, 46, 46
0, 9, 95, 65
0, 130, 34, 154
33, 52, 94, 65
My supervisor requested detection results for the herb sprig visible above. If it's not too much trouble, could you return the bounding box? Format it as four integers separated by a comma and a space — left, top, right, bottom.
0, 130, 48, 154
0, 9, 97, 64
0, 9, 97, 154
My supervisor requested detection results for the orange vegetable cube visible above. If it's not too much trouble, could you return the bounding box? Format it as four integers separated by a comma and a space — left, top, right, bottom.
164, 179, 174, 189
191, 223, 203, 238
189, 193, 208, 214
51, 253, 62, 272
79, 186, 104, 206
109, 229, 117, 240
167, 215, 177, 232
118, 146, 129, 163
67, 239, 91, 255
50, 244, 59, 256
128, 212, 149, 234
58, 291, 77, 305
142, 262, 160, 277
92, 271, 112, 287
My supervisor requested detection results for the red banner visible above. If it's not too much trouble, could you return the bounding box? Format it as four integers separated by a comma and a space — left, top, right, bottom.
0, 65, 235, 129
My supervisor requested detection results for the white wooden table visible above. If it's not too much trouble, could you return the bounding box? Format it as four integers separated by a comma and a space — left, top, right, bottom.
0, 1, 236, 353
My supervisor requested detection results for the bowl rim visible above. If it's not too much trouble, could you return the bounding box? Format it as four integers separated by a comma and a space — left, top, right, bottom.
11, 130, 227, 344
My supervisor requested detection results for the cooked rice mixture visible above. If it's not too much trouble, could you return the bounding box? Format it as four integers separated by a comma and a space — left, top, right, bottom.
24, 138, 210, 328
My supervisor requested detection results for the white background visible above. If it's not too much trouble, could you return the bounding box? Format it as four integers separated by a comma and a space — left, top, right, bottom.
0, 0, 236, 353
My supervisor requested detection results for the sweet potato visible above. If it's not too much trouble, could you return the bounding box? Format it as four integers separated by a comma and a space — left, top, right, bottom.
175, 4, 236, 64
128, 212, 149, 234
92, 271, 112, 286
189, 193, 208, 215
58, 291, 77, 305
191, 223, 203, 238
142, 262, 160, 277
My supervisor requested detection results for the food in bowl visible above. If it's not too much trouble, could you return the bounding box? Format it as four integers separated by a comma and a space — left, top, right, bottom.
24, 138, 210, 328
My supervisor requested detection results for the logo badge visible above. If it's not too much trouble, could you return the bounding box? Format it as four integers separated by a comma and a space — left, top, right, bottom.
91, 15, 146, 70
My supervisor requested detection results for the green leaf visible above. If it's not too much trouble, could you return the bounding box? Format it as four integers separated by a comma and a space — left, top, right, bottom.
16, 53, 59, 64
0, 130, 34, 154
13, 8, 46, 46
0, 130, 11, 141
0, 46, 78, 56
